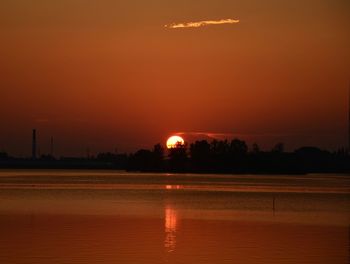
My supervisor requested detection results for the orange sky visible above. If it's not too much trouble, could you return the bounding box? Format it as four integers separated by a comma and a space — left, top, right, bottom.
0, 0, 349, 156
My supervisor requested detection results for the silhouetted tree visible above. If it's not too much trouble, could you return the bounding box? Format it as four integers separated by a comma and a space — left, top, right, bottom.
152, 143, 164, 171
168, 142, 188, 171
211, 140, 230, 156
228, 139, 248, 172
210, 140, 231, 169
190, 140, 211, 171
294, 146, 331, 172
230, 139, 248, 156
251, 143, 261, 154
128, 149, 154, 171
271, 143, 284, 153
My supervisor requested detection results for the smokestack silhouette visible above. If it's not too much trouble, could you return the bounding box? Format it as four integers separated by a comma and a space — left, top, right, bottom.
32, 129, 37, 159
50, 136, 54, 157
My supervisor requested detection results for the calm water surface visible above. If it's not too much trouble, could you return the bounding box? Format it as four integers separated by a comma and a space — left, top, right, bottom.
0, 170, 349, 264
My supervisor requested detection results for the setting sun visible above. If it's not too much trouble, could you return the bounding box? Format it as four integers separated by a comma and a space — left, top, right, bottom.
166, 136, 185, 149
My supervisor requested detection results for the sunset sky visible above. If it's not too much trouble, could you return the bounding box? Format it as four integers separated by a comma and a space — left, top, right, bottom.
0, 0, 349, 156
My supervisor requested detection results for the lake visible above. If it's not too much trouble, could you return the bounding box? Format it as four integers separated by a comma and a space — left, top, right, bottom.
0, 170, 349, 264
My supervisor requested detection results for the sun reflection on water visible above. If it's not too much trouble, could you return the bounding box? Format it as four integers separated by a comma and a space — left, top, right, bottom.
165, 185, 181, 190
164, 206, 177, 253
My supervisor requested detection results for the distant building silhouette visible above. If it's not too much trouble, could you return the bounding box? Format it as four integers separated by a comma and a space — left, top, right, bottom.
32, 129, 37, 160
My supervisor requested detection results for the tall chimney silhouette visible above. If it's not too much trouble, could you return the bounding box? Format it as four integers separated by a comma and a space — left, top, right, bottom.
50, 136, 54, 157
32, 129, 37, 159
348, 83, 350, 153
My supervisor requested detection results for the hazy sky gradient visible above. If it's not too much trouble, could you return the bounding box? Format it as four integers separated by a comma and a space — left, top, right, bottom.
0, 0, 349, 156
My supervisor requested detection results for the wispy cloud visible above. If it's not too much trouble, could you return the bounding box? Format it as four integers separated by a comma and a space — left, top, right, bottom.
175, 132, 236, 140
175, 131, 307, 140
165, 18, 240, 29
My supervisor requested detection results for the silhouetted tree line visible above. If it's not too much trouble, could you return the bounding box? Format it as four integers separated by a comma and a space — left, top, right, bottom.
126, 140, 349, 173
0, 140, 349, 173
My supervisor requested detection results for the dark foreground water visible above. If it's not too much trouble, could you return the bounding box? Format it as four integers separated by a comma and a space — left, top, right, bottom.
0, 170, 349, 264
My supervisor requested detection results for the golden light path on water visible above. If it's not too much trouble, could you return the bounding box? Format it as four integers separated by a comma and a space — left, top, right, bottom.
164, 185, 180, 253
165, 205, 177, 253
